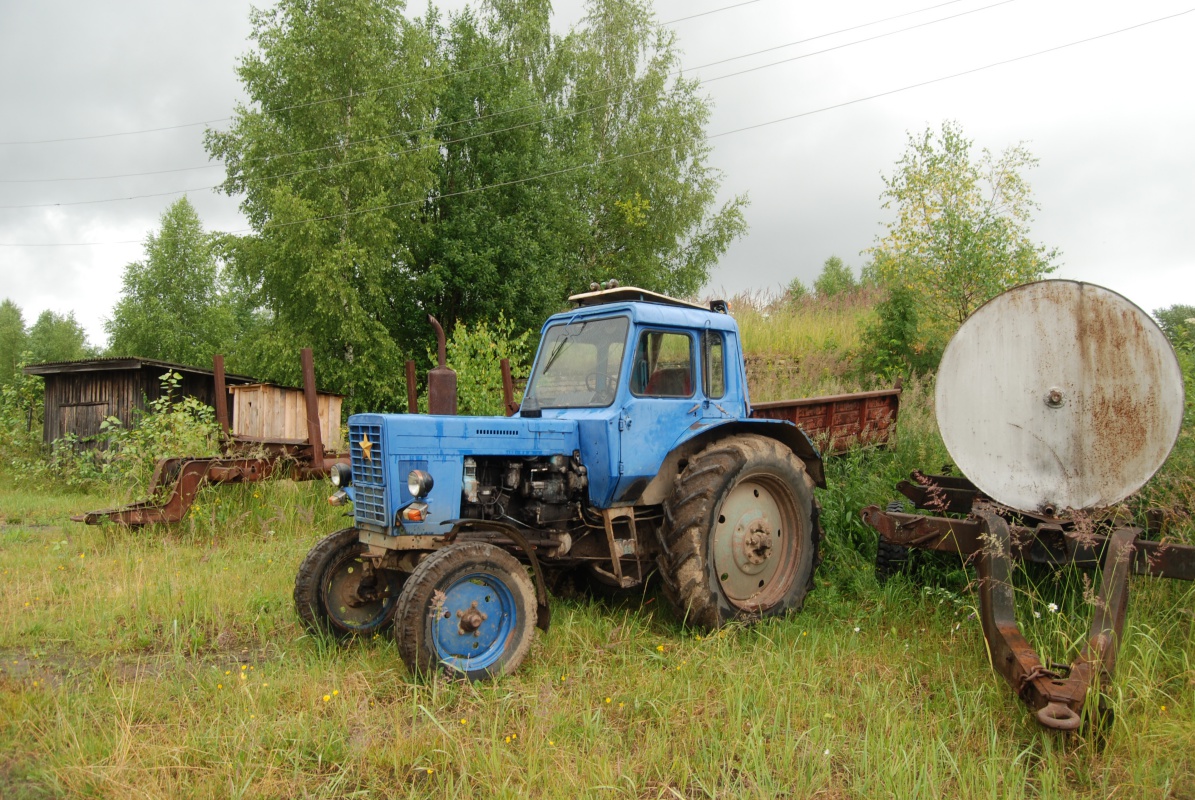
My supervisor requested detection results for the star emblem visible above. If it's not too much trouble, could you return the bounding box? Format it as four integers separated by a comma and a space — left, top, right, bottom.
359, 432, 373, 461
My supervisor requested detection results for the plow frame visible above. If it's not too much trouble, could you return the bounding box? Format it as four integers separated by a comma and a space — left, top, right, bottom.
861, 491, 1195, 731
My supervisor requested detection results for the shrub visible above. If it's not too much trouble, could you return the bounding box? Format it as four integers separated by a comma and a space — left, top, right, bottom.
856, 284, 944, 384
423, 314, 533, 417
0, 366, 44, 472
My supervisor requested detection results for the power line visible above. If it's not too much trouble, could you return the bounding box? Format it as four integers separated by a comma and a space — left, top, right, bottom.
661, 0, 764, 25
222, 0, 1014, 186
1, 0, 1004, 204
1, 6, 1188, 244
0, 239, 143, 247
3, 0, 973, 184
0, 186, 219, 210
0, 163, 223, 184
0, 0, 773, 148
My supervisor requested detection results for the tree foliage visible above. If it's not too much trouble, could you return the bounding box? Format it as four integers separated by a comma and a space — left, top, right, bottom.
784, 276, 807, 303
105, 197, 236, 367
1155, 304, 1195, 354
0, 299, 26, 385
206, 0, 745, 411
27, 310, 93, 364
870, 121, 1058, 331
206, 0, 439, 410
813, 255, 857, 298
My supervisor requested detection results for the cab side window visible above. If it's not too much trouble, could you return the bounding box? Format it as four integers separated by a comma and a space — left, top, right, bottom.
630, 331, 694, 397
702, 331, 725, 399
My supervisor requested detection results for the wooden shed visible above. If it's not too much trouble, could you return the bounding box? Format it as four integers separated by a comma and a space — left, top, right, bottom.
23, 357, 256, 446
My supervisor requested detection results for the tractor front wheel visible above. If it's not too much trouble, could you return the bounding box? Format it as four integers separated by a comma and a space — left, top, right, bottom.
658, 435, 819, 629
294, 528, 403, 639
394, 542, 537, 681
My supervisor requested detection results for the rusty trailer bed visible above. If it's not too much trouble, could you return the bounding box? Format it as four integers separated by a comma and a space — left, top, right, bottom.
751, 387, 901, 453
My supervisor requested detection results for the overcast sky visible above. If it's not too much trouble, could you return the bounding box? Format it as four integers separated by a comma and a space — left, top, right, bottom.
2, 0, 1192, 348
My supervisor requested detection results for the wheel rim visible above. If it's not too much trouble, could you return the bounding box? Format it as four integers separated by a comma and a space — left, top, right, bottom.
429, 572, 517, 672
711, 477, 800, 610
323, 549, 398, 631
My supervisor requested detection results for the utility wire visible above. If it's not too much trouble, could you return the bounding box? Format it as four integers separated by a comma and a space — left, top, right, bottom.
0, 0, 775, 147
220, 0, 1015, 187
1, 6, 1188, 244
1, 0, 1006, 205
663, 0, 763, 25
251, 5, 1195, 233
2, 0, 973, 184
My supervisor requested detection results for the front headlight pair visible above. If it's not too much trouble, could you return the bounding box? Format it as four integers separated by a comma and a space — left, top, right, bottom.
329, 464, 433, 497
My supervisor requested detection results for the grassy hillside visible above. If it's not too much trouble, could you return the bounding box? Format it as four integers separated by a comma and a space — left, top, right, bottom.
1, 293, 1192, 799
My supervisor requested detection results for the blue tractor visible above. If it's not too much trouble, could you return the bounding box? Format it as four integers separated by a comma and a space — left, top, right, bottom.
294, 285, 829, 680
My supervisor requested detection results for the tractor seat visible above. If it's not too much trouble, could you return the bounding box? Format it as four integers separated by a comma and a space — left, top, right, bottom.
644, 367, 693, 397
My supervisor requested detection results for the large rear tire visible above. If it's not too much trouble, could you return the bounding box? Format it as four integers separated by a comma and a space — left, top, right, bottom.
657, 435, 820, 629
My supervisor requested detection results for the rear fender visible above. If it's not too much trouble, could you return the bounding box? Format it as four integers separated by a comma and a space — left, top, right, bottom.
622, 419, 825, 506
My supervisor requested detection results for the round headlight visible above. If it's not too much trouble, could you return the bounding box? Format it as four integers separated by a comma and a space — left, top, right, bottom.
407, 469, 434, 498
330, 463, 352, 488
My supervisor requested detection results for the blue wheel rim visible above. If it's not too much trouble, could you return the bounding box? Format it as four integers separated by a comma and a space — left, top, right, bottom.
430, 572, 517, 672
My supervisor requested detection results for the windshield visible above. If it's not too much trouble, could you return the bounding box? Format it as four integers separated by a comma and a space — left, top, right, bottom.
522, 316, 629, 409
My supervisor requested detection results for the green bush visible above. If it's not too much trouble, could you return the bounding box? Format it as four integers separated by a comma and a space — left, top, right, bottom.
40, 371, 221, 491
856, 284, 944, 384
422, 314, 533, 417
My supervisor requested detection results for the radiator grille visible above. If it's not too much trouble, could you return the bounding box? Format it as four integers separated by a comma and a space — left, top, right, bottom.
349, 423, 386, 526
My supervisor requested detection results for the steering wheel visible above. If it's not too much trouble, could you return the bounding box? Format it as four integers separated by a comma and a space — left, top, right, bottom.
585, 372, 608, 392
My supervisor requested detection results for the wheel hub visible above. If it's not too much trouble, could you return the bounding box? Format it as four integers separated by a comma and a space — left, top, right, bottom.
456, 601, 489, 635
739, 522, 773, 566
327, 557, 394, 627
711, 478, 797, 608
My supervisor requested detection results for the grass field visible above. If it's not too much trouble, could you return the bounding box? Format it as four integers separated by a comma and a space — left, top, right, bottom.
2, 297, 1193, 798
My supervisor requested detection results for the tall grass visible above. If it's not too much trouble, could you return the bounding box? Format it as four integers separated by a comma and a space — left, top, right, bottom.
729, 288, 883, 400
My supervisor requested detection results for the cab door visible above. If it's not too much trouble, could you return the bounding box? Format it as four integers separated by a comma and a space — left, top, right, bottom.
614, 328, 700, 502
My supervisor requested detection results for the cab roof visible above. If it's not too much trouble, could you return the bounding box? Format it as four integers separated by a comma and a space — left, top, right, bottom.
568, 285, 712, 312
549, 286, 737, 332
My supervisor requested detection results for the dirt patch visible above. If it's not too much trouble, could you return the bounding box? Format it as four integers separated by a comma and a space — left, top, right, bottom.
0, 644, 278, 689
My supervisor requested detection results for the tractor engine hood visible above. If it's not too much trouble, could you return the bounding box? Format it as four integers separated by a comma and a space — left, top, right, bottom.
346, 413, 582, 536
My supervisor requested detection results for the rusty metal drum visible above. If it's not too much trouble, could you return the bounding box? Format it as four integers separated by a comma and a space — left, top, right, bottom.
935, 280, 1185, 515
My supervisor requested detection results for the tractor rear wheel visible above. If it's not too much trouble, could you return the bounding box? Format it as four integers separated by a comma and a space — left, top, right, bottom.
294, 528, 402, 639
657, 435, 819, 629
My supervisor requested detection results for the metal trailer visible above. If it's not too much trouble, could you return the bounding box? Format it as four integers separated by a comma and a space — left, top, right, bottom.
863, 280, 1193, 732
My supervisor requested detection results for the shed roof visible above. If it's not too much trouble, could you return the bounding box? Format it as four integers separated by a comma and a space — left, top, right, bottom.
23, 357, 256, 383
